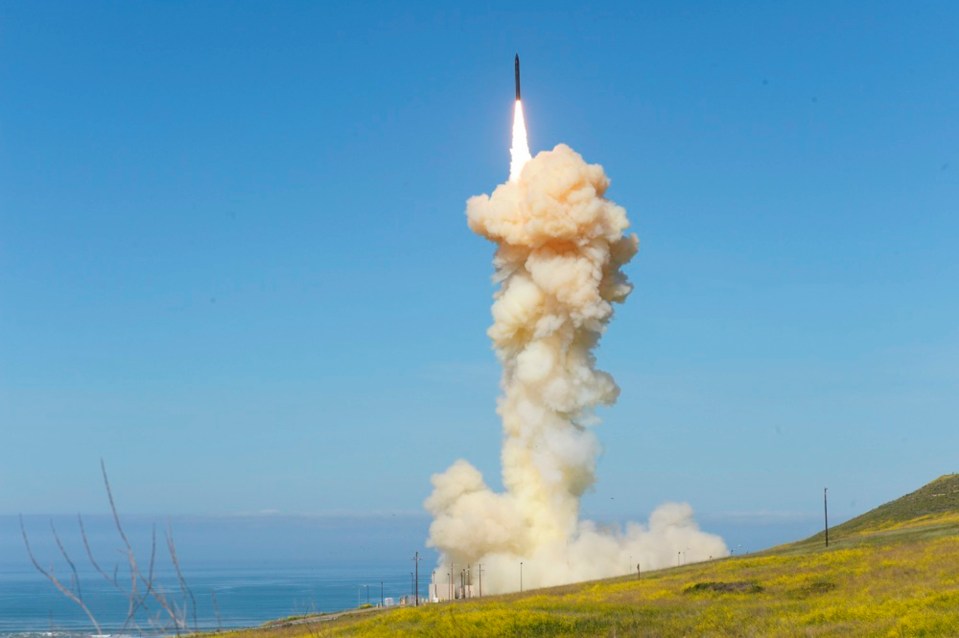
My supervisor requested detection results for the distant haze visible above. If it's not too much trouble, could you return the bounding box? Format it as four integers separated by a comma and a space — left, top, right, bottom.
8, 514, 435, 570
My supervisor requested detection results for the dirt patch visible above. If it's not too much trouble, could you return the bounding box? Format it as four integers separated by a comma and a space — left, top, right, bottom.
683, 581, 764, 594
792, 580, 837, 597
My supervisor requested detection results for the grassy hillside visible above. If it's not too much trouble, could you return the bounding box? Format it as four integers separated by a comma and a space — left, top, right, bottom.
222, 475, 959, 637
822, 473, 959, 537
781, 473, 959, 556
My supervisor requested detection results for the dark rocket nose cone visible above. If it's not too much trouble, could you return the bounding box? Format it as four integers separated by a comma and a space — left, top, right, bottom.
514, 54, 521, 101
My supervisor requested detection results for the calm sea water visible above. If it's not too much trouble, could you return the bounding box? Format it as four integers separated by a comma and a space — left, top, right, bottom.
1, 514, 438, 638
0, 563, 426, 638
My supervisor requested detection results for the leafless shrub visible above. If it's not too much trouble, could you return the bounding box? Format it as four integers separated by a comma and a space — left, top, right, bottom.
20, 459, 200, 636
20, 515, 102, 636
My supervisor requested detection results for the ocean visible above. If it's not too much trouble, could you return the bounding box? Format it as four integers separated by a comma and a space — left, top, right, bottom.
1, 514, 437, 638
0, 563, 427, 637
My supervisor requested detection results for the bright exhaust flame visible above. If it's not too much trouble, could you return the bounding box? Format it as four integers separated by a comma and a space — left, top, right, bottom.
425, 105, 728, 598
509, 100, 532, 182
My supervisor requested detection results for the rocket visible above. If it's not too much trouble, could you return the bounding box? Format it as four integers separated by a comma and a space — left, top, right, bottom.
514, 54, 521, 101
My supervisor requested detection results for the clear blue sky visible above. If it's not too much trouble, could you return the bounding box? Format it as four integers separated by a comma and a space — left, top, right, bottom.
2, 1, 957, 533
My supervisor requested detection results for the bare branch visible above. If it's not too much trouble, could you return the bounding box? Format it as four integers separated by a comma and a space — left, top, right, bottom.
100, 459, 142, 625
20, 515, 102, 636
27, 462, 197, 636
120, 525, 157, 633
79, 513, 119, 588
135, 528, 183, 635
50, 521, 82, 601
167, 521, 198, 631
100, 460, 176, 633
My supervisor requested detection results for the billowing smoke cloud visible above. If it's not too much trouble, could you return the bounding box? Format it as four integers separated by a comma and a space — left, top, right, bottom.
426, 144, 727, 595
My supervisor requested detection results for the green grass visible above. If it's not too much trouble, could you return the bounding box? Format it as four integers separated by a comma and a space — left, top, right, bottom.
810, 474, 959, 539
779, 474, 959, 556
217, 474, 959, 637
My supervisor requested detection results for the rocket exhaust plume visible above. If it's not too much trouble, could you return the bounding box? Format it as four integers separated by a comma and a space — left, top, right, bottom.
426, 58, 727, 597
508, 102, 532, 182
509, 54, 531, 183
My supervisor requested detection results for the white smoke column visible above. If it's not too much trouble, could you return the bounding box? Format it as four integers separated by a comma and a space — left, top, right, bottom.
425, 143, 727, 595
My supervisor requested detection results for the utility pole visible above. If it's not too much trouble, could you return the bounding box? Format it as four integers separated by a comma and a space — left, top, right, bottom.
413, 551, 421, 606
520, 561, 524, 593
824, 487, 830, 548
636, 562, 641, 580
478, 563, 484, 597
380, 581, 384, 607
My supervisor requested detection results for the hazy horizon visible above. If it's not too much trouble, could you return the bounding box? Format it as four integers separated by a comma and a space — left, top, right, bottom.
2, 507, 838, 574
